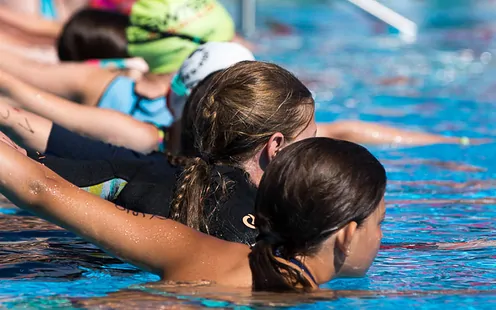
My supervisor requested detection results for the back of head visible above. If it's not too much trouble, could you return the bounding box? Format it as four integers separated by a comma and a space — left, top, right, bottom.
127, 0, 235, 74
171, 61, 315, 231
249, 137, 387, 292
57, 8, 130, 61
186, 61, 315, 163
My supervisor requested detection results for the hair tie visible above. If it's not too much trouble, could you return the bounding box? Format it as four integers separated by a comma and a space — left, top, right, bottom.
198, 153, 213, 165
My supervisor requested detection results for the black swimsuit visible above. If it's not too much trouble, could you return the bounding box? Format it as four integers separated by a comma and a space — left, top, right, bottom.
32, 124, 259, 245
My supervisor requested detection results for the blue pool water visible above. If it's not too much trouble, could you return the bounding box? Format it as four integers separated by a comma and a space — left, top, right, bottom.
1, 0, 496, 308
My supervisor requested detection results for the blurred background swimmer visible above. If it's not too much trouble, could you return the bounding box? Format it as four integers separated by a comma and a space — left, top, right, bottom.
0, 0, 235, 131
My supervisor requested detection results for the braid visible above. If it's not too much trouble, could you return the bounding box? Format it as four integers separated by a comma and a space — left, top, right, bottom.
169, 90, 223, 232
197, 93, 219, 154
169, 159, 198, 220
169, 158, 212, 231
169, 85, 232, 232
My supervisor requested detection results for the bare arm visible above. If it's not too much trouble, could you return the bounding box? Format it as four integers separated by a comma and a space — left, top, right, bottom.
317, 120, 483, 146
0, 98, 52, 152
0, 6, 61, 43
1, 74, 161, 153
0, 41, 57, 63
0, 47, 117, 105
0, 130, 27, 155
0, 141, 223, 277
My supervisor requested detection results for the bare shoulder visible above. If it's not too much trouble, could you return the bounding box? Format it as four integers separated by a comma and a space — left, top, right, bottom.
80, 67, 121, 106
169, 236, 252, 287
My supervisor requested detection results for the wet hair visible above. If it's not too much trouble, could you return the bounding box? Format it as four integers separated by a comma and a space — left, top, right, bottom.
249, 137, 386, 292
57, 9, 129, 61
169, 61, 315, 232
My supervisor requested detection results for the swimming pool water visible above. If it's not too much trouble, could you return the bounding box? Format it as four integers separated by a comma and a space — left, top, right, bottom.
1, 0, 496, 308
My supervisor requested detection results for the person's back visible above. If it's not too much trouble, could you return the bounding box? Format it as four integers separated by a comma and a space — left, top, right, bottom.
112, 158, 259, 243
35, 146, 259, 243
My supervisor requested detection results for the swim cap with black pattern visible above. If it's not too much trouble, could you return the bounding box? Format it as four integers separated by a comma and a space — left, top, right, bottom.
127, 0, 235, 73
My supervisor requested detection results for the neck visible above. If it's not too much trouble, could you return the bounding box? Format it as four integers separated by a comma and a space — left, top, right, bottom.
241, 157, 264, 187
297, 246, 337, 285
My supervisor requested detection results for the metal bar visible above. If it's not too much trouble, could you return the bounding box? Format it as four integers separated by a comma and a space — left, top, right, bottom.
240, 0, 256, 37
346, 0, 418, 42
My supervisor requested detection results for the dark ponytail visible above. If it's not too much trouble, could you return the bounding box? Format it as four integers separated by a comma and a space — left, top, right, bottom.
249, 138, 386, 292
249, 236, 313, 292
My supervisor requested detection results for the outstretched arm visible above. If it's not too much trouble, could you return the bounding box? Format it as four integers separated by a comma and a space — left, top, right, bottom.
0, 98, 158, 161
0, 98, 51, 152
0, 130, 27, 155
0, 73, 161, 153
0, 141, 224, 277
0, 47, 117, 105
0, 6, 61, 44
317, 120, 483, 146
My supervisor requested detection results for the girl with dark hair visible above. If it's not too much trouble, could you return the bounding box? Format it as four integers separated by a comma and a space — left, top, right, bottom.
56, 8, 148, 81
0, 136, 387, 292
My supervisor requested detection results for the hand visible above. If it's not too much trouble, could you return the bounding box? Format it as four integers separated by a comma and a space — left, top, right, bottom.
123, 69, 144, 81
124, 57, 149, 73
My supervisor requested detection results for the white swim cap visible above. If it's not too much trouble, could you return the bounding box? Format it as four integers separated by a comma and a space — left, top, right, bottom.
169, 42, 255, 119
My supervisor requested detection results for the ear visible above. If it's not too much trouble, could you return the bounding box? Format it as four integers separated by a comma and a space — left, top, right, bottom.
266, 132, 285, 162
335, 221, 358, 256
